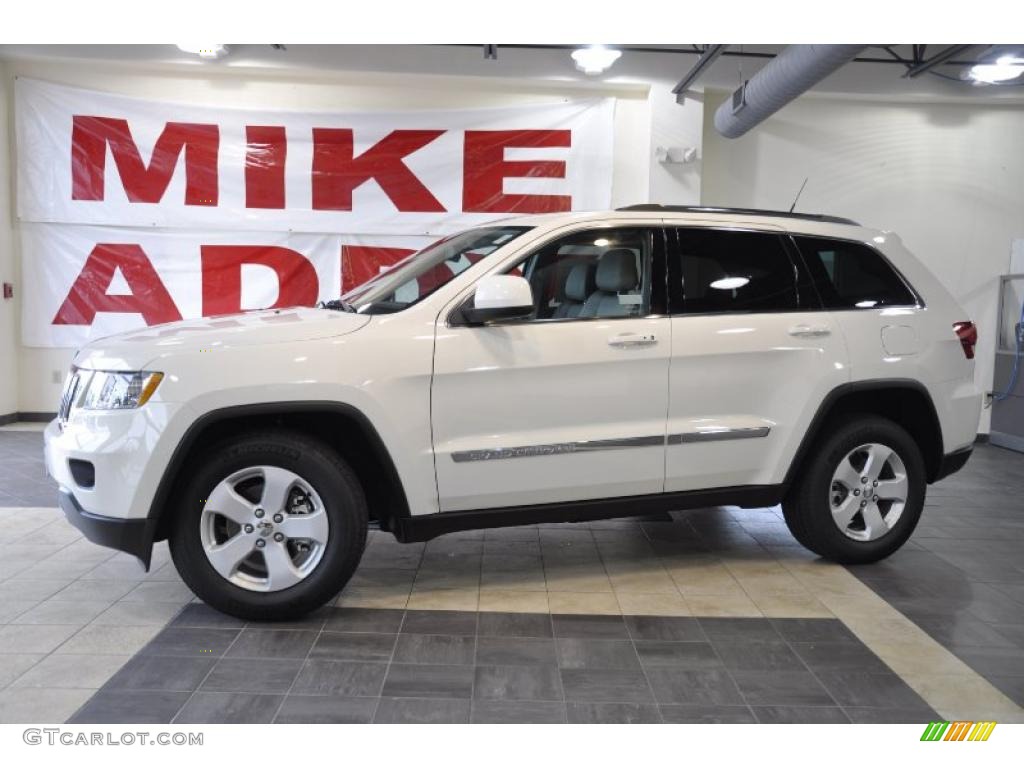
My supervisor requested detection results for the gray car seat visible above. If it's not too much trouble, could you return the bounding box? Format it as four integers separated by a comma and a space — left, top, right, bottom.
580, 249, 640, 318
553, 262, 595, 319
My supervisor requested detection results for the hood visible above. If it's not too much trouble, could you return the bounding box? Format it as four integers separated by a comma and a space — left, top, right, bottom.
73, 307, 371, 371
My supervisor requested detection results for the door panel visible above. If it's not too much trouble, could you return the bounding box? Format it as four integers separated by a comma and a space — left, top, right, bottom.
663, 226, 849, 492
431, 225, 670, 513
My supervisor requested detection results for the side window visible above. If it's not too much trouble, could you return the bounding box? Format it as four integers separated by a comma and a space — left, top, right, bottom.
509, 228, 654, 320
794, 236, 918, 309
668, 228, 802, 315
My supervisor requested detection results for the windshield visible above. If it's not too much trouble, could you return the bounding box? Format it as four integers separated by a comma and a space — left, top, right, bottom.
341, 226, 532, 314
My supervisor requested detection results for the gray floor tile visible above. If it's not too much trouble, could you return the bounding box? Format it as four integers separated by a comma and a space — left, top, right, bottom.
635, 641, 722, 669
374, 697, 471, 724
698, 617, 780, 643
476, 637, 557, 666
648, 669, 744, 705
624, 615, 705, 642
13, 600, 112, 626
713, 640, 805, 672
0, 654, 43, 687
11, 653, 130, 689
169, 604, 245, 629
815, 671, 933, 709
477, 611, 553, 638
326, 607, 405, 634
105, 654, 216, 692
275, 695, 377, 723
0, 624, 80, 654
201, 658, 303, 693
769, 618, 858, 644
141, 627, 239, 657
291, 661, 387, 697
382, 663, 474, 699
174, 692, 283, 724
474, 665, 563, 701
552, 614, 628, 639
753, 705, 850, 723
731, 671, 837, 707
401, 610, 477, 636
845, 706, 941, 724
310, 632, 397, 662
566, 701, 661, 723
392, 634, 476, 665
556, 638, 640, 670
560, 668, 654, 703
791, 641, 893, 673
660, 704, 757, 723
224, 629, 317, 659
69, 691, 190, 724
471, 700, 566, 723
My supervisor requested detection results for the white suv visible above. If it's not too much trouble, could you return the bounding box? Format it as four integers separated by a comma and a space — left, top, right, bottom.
45, 206, 982, 620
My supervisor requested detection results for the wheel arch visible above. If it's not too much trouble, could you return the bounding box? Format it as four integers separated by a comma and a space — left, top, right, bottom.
783, 379, 945, 488
150, 402, 411, 544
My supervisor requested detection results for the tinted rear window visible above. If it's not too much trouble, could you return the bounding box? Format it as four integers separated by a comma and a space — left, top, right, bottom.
794, 236, 917, 309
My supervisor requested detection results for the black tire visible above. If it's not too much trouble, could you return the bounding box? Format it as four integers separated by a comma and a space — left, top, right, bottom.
782, 415, 926, 564
169, 430, 367, 621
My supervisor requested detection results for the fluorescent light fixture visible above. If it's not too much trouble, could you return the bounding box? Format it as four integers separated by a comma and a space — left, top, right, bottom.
855, 300, 879, 308
571, 46, 622, 75
177, 44, 229, 59
968, 55, 1024, 83
710, 276, 750, 291
594, 238, 610, 247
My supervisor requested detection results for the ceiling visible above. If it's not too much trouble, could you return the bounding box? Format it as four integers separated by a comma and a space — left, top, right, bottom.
1, 44, 1021, 102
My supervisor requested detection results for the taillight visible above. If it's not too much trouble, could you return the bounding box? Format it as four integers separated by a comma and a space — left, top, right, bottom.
953, 321, 977, 359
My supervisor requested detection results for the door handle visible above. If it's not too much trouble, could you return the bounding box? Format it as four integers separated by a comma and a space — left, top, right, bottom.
608, 332, 657, 348
788, 324, 832, 338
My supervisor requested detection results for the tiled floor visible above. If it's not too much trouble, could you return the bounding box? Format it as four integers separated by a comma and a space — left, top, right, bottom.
66, 607, 937, 724
1, 423, 1023, 723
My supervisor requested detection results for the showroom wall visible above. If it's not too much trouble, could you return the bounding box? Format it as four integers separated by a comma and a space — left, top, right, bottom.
702, 89, 1024, 432
0, 55, 704, 416
0, 64, 17, 416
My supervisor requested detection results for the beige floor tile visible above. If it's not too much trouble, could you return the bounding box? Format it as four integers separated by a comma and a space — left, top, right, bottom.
667, 563, 744, 596
478, 590, 550, 613
546, 592, 621, 615
0, 580, 67, 603
735, 572, 810, 596
348, 568, 418, 590
51, 580, 137, 603
901, 673, 1024, 723
120, 581, 195, 603
335, 587, 410, 610
91, 601, 184, 626
11, 653, 131, 689
481, 568, 548, 592
720, 557, 790, 579
407, 588, 480, 611
746, 593, 832, 618
412, 567, 481, 591
0, 687, 95, 724
843, 616, 937, 646
543, 563, 614, 593
0, 624, 80, 654
13, 601, 113, 627
0, 655, 43, 687
868, 641, 979, 677
0, 600, 37, 623
685, 592, 763, 617
615, 592, 691, 616
54, 624, 163, 656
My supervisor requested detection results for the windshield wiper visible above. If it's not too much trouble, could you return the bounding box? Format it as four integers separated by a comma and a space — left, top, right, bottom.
318, 299, 357, 313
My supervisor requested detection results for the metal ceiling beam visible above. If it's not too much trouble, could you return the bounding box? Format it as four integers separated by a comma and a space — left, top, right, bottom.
672, 44, 726, 103
904, 44, 974, 78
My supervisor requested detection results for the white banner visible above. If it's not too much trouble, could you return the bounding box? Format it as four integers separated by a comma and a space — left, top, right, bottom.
16, 78, 614, 235
15, 78, 614, 347
20, 225, 435, 348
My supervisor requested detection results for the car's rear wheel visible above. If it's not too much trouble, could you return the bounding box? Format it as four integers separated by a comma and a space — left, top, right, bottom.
782, 415, 925, 564
169, 430, 367, 621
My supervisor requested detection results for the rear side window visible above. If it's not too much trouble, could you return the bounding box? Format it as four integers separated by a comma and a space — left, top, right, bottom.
667, 228, 802, 315
794, 236, 918, 309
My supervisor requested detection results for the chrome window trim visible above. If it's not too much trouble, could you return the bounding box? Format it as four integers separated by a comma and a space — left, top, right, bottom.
451, 427, 770, 462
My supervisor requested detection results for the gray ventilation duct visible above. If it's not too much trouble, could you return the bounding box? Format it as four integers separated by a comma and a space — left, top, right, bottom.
714, 44, 866, 138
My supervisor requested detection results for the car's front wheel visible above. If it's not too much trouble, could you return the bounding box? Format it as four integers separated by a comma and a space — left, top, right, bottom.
169, 430, 367, 621
782, 415, 926, 564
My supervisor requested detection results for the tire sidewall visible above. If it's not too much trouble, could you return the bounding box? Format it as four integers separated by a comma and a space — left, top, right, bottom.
797, 417, 926, 563
170, 432, 366, 618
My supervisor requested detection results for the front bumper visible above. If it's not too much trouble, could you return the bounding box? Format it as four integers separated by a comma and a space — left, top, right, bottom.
59, 488, 155, 568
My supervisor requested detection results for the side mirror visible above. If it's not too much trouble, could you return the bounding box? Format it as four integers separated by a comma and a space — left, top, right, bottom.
460, 275, 535, 325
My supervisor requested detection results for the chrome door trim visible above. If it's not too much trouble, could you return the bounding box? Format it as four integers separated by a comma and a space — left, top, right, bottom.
667, 426, 771, 445
451, 435, 664, 463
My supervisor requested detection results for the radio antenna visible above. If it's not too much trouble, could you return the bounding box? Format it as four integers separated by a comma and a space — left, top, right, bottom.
789, 177, 809, 213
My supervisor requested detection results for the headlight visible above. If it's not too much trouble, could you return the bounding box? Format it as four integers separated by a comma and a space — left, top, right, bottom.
77, 371, 164, 411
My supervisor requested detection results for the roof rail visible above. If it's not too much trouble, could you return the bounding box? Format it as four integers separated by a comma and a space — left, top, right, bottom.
615, 204, 860, 227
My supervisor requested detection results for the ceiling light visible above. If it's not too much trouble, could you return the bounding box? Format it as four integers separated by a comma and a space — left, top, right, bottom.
571, 46, 622, 75
710, 277, 750, 291
176, 44, 229, 60
968, 55, 1024, 83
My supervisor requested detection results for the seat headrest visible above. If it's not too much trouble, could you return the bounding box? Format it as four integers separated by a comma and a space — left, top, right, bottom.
564, 263, 595, 302
595, 249, 638, 292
